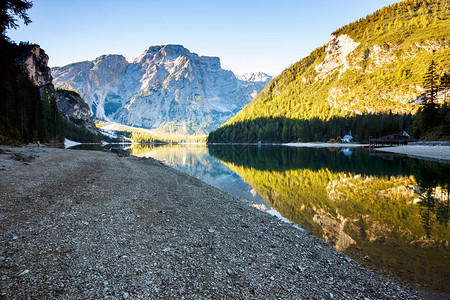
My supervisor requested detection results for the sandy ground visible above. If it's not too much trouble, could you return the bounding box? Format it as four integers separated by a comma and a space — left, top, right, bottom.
375, 145, 450, 163
0, 145, 442, 299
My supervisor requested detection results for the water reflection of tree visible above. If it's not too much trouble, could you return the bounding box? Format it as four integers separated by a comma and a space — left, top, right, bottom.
358, 215, 367, 239
209, 146, 450, 190
420, 189, 435, 237
419, 185, 449, 237
436, 185, 449, 227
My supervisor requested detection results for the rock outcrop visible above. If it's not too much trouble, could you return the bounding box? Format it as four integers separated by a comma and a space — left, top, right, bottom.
55, 89, 96, 130
52, 45, 271, 134
15, 45, 53, 86
15, 45, 97, 132
315, 34, 360, 79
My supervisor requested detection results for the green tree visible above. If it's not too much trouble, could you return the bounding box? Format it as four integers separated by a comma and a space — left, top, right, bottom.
424, 60, 439, 106
419, 60, 441, 133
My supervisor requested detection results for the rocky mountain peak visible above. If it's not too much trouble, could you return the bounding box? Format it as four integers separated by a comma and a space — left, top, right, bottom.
134, 44, 193, 64
161, 44, 193, 58
91, 54, 128, 77
93, 54, 127, 66
52, 45, 271, 135
237, 72, 272, 82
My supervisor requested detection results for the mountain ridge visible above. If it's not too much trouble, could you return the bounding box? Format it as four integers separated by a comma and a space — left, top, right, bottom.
52, 44, 271, 135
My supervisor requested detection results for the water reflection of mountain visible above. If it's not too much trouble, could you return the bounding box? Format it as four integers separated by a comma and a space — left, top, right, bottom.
208, 145, 450, 188
130, 144, 268, 208
209, 145, 449, 293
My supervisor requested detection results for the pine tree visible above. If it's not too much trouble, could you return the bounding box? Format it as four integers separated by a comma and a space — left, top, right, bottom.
440, 72, 450, 101
423, 60, 439, 106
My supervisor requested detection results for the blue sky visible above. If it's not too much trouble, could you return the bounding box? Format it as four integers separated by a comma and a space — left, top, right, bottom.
7, 0, 399, 76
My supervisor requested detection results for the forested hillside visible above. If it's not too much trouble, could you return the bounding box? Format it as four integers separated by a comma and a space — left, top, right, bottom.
0, 40, 110, 144
0, 1, 111, 145
208, 0, 450, 143
0, 40, 60, 144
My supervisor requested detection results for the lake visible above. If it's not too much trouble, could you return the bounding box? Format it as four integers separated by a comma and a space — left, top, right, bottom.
72, 143, 450, 293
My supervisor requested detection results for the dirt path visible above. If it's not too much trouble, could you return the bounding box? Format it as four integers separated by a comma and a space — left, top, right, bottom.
0, 146, 432, 298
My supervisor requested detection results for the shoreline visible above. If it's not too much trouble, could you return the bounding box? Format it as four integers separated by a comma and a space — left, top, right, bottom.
0, 145, 444, 298
374, 145, 450, 164
283, 142, 450, 164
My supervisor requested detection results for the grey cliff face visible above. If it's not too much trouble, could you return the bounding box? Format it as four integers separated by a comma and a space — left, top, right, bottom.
55, 89, 96, 130
15, 45, 96, 132
16, 45, 53, 86
52, 45, 271, 134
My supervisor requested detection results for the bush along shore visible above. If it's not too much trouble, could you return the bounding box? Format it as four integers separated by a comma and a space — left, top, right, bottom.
0, 145, 443, 299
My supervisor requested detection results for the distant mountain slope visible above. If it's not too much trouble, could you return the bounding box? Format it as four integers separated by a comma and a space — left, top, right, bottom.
52, 45, 271, 135
209, 0, 449, 142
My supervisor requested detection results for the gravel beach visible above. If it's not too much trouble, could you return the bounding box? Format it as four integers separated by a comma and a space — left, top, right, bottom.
0, 145, 437, 299
375, 145, 450, 163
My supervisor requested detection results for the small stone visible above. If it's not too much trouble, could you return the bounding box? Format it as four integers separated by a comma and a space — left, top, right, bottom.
18, 270, 29, 276
12, 236, 18, 240
296, 265, 305, 272
103, 281, 108, 286
123, 292, 129, 298
270, 276, 275, 281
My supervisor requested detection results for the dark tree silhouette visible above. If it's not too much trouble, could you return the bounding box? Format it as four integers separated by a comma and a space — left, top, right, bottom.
423, 60, 439, 106
441, 72, 450, 101
0, 0, 33, 36
419, 188, 435, 238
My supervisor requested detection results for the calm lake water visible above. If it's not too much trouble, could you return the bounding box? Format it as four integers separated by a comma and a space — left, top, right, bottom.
72, 143, 450, 292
